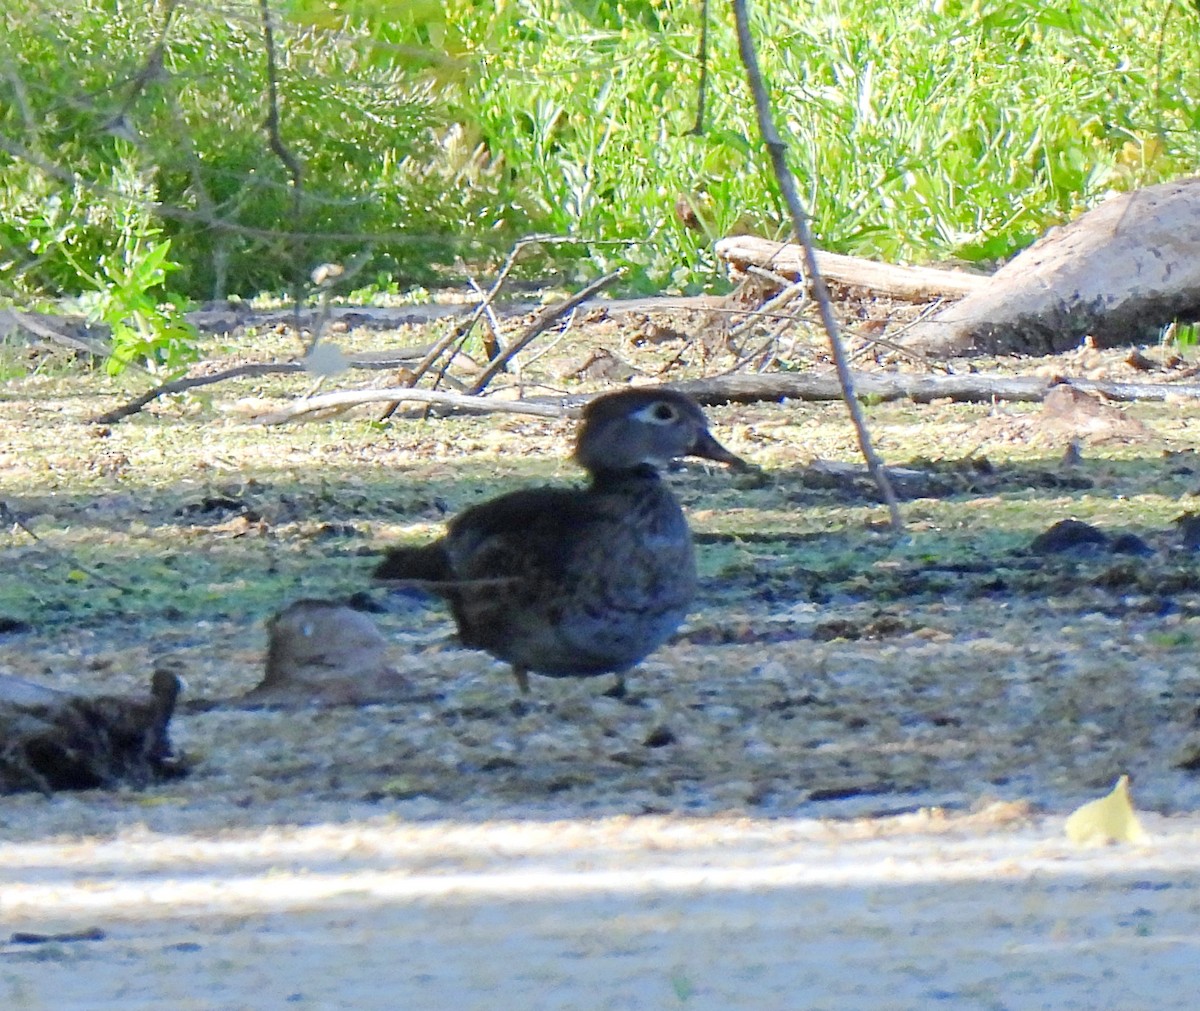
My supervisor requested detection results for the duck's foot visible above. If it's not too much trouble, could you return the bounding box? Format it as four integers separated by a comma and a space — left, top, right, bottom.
601, 675, 628, 700
512, 667, 531, 695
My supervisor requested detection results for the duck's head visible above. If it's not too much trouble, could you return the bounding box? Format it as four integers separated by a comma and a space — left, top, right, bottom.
573, 388, 746, 475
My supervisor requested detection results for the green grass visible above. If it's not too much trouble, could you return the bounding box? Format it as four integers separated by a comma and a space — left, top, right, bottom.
454, 0, 1200, 286
2, 0, 1199, 300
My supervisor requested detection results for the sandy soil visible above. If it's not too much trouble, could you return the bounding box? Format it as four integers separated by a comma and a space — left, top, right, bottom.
5, 296, 1200, 1008
3, 809, 1199, 1010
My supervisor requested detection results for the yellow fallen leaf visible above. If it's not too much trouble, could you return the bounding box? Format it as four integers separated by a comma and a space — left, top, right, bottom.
136, 795, 184, 807
1065, 774, 1149, 846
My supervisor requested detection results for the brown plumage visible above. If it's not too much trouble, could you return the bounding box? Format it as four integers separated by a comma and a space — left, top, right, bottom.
374, 388, 746, 693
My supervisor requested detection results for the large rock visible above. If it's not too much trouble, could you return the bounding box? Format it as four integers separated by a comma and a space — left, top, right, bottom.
241, 599, 412, 706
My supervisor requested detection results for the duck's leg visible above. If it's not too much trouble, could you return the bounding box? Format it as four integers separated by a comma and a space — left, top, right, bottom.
512, 667, 531, 694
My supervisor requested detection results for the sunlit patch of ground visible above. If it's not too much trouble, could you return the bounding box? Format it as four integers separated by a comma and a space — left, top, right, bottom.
3, 305, 1200, 1004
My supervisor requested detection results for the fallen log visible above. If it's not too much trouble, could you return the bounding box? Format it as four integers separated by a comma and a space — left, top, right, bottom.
667, 371, 1200, 406
253, 370, 1200, 427
714, 236, 987, 301
902, 177, 1200, 357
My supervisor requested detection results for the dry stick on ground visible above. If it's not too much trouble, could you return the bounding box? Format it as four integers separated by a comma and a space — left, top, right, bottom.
89, 351, 433, 425
667, 371, 1200, 406
0, 503, 130, 592
1, 308, 110, 360
379, 234, 579, 420
846, 300, 946, 367
732, 0, 902, 529
466, 269, 624, 395
255, 371, 1200, 426
257, 388, 570, 425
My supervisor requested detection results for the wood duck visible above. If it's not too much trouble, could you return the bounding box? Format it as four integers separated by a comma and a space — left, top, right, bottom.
374, 388, 746, 693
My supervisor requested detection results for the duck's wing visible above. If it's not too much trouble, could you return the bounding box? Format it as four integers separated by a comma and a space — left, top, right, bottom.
442, 486, 616, 582
372, 487, 601, 587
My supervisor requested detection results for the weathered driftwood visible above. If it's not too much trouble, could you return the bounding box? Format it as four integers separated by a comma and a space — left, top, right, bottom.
253, 370, 1200, 426
714, 236, 986, 301
902, 177, 1200, 356
667, 371, 1200, 406
0, 670, 185, 794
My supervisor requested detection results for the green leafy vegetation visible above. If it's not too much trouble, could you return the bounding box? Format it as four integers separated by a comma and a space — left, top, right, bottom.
58, 170, 200, 376
2, 0, 1199, 305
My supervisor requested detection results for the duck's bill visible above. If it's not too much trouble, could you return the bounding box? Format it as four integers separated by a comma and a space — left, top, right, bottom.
689, 429, 749, 470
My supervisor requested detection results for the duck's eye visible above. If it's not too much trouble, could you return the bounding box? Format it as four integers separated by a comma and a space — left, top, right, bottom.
650, 402, 678, 423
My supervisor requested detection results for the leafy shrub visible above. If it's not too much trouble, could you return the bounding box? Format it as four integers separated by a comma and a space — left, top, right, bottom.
2, 0, 1199, 303
0, 0, 528, 301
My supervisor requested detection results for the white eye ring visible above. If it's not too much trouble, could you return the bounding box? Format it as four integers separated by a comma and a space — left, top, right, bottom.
634, 401, 679, 425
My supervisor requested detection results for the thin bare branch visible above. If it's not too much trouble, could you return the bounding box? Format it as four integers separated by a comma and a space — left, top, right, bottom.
377, 234, 592, 420
731, 0, 903, 531
466, 270, 623, 395
0, 503, 130, 592
89, 347, 433, 425
258, 388, 570, 425
689, 0, 711, 135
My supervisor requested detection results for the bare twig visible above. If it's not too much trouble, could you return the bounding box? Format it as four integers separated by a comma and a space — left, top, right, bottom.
846, 301, 945, 367
378, 234, 581, 420
514, 309, 581, 373
728, 274, 807, 344
1, 309, 110, 359
731, 0, 903, 531
257, 0, 303, 205
89, 348, 433, 425
258, 388, 570, 425
258, 0, 309, 334
466, 270, 623, 394
98, 0, 177, 140
689, 0, 711, 135
464, 271, 506, 360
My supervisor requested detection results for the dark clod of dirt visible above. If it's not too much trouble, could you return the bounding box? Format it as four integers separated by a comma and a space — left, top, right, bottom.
1174, 735, 1200, 772
9, 928, 106, 945
812, 612, 915, 642
1175, 512, 1200, 551
643, 725, 676, 748
1110, 532, 1154, 556
1029, 519, 1108, 554
176, 494, 256, 518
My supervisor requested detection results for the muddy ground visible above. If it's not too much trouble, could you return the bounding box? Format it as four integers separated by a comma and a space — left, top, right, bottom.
3, 293, 1200, 1007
